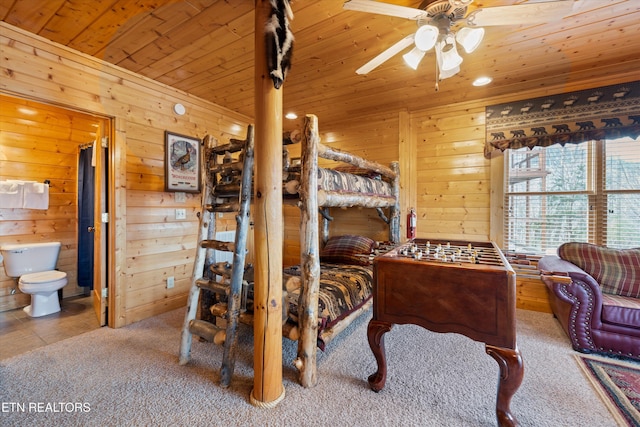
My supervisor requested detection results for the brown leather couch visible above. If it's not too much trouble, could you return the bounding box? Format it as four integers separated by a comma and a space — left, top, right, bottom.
538, 242, 640, 360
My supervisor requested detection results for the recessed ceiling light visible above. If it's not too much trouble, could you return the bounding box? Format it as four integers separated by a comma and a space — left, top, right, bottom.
472, 76, 492, 87
324, 132, 336, 143
17, 107, 37, 115
285, 112, 298, 120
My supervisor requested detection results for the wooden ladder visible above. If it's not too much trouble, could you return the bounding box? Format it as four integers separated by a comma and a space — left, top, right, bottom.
179, 125, 254, 387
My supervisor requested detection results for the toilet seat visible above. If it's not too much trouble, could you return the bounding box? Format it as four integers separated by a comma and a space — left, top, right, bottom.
19, 270, 67, 293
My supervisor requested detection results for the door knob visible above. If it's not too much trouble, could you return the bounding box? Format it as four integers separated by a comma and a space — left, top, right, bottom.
88, 226, 95, 232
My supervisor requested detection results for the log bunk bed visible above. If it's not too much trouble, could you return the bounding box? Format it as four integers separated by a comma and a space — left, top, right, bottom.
197, 114, 401, 388
279, 114, 400, 387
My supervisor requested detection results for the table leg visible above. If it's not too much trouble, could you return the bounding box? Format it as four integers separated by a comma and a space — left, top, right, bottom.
367, 319, 393, 392
486, 345, 524, 427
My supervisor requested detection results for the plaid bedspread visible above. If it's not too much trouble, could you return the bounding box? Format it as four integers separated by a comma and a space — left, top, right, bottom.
283, 263, 373, 349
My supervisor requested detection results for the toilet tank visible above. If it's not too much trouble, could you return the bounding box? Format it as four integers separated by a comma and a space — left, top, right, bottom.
0, 242, 62, 277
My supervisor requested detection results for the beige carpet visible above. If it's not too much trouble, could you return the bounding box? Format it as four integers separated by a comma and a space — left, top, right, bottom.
0, 308, 618, 426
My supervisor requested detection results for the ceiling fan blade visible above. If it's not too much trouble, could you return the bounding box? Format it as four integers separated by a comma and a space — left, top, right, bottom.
343, 0, 428, 20
356, 34, 415, 75
465, 1, 575, 27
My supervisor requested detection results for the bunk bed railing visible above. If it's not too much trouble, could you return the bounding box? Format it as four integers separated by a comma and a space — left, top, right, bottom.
316, 141, 397, 180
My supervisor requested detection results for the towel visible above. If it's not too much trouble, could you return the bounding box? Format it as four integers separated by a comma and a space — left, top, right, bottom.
0, 181, 24, 208
23, 182, 49, 209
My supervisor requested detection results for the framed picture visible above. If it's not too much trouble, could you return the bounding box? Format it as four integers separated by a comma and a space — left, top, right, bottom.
165, 131, 201, 193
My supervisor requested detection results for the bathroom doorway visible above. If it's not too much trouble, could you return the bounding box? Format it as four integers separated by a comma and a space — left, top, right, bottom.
0, 94, 112, 329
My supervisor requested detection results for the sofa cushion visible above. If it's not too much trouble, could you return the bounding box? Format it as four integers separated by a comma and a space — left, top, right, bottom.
601, 293, 640, 330
558, 242, 640, 298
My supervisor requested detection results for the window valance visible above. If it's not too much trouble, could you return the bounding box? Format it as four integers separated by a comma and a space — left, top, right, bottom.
484, 81, 640, 158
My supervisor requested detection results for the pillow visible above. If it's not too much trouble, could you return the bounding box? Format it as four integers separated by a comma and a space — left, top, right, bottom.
559, 242, 640, 298
320, 235, 375, 266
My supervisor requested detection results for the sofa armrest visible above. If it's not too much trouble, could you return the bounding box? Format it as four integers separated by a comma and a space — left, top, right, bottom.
538, 255, 587, 277
539, 255, 603, 311
539, 255, 607, 353
543, 267, 605, 353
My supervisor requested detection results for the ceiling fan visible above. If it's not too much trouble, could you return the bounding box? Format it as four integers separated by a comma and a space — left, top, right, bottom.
343, 0, 578, 87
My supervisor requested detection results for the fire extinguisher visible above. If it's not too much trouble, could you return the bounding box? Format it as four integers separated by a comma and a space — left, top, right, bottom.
407, 208, 416, 240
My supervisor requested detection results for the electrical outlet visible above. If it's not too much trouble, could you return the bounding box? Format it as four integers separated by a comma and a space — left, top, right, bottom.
175, 209, 186, 220
175, 192, 186, 203
166, 276, 175, 289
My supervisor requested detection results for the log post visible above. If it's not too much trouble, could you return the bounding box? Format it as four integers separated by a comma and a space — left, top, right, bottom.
251, 0, 285, 408
296, 114, 321, 388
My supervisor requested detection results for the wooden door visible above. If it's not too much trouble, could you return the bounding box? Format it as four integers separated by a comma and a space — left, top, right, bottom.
92, 120, 108, 326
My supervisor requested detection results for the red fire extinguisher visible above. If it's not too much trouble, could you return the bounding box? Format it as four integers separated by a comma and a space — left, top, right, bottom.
407, 208, 416, 240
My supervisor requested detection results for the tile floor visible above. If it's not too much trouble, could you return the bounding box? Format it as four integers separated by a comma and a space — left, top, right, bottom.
0, 296, 101, 361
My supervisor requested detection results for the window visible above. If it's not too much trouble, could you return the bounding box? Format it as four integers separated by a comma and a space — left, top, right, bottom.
503, 137, 640, 254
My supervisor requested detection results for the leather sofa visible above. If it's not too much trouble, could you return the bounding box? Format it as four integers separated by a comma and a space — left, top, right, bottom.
538, 242, 640, 360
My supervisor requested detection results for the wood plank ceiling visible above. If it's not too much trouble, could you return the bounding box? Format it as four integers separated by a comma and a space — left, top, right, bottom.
1, 0, 639, 125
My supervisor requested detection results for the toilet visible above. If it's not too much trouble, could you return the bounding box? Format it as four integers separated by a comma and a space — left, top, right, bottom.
0, 242, 68, 317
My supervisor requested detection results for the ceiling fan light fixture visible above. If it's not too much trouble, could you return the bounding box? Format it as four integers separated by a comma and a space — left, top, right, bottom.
403, 47, 426, 70
448, 0, 473, 7
439, 65, 460, 81
437, 36, 463, 72
414, 25, 438, 51
455, 27, 484, 54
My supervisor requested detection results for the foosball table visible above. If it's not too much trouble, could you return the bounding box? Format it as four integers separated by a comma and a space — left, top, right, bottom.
368, 239, 523, 427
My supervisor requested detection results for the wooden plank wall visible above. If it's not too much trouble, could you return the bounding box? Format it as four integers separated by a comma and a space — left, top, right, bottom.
412, 106, 490, 241
0, 23, 251, 326
0, 95, 100, 310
